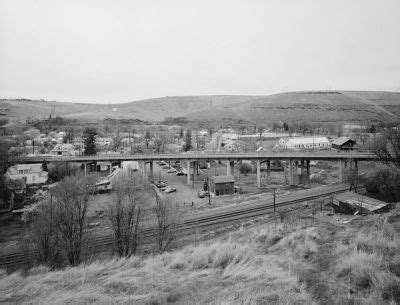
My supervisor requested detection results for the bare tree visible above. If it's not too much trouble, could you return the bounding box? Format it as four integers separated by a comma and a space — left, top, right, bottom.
373, 127, 400, 168
29, 198, 62, 268
108, 174, 143, 256
50, 174, 97, 266
152, 189, 178, 253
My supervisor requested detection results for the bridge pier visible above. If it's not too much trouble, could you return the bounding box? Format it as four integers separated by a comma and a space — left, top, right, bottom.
266, 160, 271, 182
300, 160, 305, 184
338, 160, 348, 182
288, 159, 294, 185
187, 161, 191, 185
192, 161, 196, 188
141, 161, 147, 179
150, 161, 154, 180
256, 160, 261, 188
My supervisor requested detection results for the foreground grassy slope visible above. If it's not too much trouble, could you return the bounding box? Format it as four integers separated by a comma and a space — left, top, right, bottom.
2, 210, 400, 304
1, 91, 399, 124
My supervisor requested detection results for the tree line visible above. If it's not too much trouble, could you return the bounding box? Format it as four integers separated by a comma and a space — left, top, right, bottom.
23, 172, 178, 269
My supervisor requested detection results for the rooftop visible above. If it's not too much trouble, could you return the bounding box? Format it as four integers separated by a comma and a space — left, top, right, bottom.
212, 176, 235, 183
51, 143, 74, 151
332, 137, 356, 146
334, 191, 389, 212
286, 137, 330, 145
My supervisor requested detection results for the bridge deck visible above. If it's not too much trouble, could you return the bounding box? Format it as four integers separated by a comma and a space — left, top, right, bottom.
16, 151, 377, 164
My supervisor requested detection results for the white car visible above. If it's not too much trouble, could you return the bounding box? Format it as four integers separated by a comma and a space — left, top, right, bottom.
164, 187, 177, 193
167, 168, 177, 173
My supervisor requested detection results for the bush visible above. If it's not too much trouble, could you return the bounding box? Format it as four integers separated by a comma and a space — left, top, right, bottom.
239, 162, 252, 174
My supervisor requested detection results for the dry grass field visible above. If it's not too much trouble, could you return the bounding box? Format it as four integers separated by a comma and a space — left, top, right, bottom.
2, 208, 400, 304
1, 91, 399, 124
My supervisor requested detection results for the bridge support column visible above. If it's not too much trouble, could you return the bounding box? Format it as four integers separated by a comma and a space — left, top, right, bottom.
300, 160, 304, 184
339, 160, 348, 182
83, 163, 87, 176
288, 159, 293, 185
266, 160, 271, 182
141, 161, 146, 179
306, 160, 310, 184
338, 160, 343, 182
109, 162, 113, 174
353, 160, 358, 183
294, 161, 300, 185
257, 160, 261, 188
191, 161, 196, 188
149, 161, 154, 180
187, 161, 191, 185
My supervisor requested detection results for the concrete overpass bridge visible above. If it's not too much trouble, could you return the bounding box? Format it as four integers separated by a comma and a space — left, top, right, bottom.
16, 151, 377, 187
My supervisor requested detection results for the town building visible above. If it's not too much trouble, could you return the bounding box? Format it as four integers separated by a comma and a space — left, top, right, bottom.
331, 137, 357, 150
6, 164, 48, 185
95, 137, 114, 149
333, 191, 390, 214
279, 137, 330, 150
50, 143, 75, 156
210, 176, 235, 196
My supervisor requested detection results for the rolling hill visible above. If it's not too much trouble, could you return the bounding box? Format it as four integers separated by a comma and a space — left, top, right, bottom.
0, 91, 399, 125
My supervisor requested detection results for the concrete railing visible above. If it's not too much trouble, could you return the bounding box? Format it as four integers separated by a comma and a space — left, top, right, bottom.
15, 150, 378, 164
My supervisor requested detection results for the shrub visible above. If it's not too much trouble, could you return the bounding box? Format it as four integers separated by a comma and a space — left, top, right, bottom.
239, 162, 253, 174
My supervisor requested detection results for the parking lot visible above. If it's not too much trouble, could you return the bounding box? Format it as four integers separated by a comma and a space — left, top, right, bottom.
151, 161, 211, 206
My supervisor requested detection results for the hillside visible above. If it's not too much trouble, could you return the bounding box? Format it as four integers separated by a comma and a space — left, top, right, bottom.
1, 91, 399, 124
1, 211, 400, 304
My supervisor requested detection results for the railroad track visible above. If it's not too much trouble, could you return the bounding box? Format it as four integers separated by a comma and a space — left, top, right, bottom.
0, 184, 354, 270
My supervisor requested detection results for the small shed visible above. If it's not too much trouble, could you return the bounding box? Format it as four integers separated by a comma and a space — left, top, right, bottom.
332, 137, 356, 150
333, 191, 390, 214
211, 176, 235, 196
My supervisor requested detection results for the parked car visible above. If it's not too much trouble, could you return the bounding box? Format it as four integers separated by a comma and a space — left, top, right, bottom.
163, 165, 170, 169
176, 171, 185, 176
198, 190, 206, 198
164, 187, 177, 193
167, 168, 177, 173
155, 181, 168, 188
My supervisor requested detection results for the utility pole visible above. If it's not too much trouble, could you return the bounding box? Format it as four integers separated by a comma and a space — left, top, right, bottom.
207, 175, 212, 205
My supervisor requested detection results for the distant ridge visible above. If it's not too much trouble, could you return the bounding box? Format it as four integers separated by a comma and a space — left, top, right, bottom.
0, 91, 398, 124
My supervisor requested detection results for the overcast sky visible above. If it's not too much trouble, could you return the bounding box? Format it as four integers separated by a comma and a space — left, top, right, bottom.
1, 0, 399, 103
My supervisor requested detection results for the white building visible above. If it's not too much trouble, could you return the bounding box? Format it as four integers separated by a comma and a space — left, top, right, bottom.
51, 143, 75, 156
221, 132, 239, 141
6, 164, 48, 185
95, 137, 114, 148
280, 137, 331, 150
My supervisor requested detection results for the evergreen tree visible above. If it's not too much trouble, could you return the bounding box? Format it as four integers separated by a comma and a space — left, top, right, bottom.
184, 129, 192, 151
42, 160, 48, 172
83, 127, 97, 155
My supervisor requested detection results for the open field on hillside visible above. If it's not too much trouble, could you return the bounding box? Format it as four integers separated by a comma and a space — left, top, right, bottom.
1, 91, 399, 125
2, 207, 400, 304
